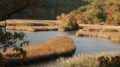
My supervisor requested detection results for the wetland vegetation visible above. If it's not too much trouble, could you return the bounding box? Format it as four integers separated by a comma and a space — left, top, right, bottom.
0, 0, 120, 67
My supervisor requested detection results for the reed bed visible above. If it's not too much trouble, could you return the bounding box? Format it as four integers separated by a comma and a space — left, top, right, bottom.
79, 24, 120, 32
7, 26, 59, 32
76, 28, 120, 43
110, 33, 120, 43
0, 19, 60, 32
1, 36, 76, 65
58, 52, 120, 67
24, 36, 75, 59
0, 22, 49, 26
0, 19, 58, 26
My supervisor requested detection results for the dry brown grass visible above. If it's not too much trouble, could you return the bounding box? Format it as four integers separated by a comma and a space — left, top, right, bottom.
0, 19, 58, 26
1, 36, 75, 65
24, 36, 75, 58
0, 19, 60, 31
7, 26, 59, 32
58, 52, 120, 67
76, 28, 120, 43
76, 24, 120, 43
79, 24, 120, 32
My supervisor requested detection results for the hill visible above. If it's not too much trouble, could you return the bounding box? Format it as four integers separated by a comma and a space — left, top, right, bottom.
11, 0, 87, 20
58, 0, 120, 26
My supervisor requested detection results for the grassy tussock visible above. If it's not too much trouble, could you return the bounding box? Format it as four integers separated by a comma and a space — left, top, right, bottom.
0, 19, 59, 32
76, 28, 120, 43
0, 19, 58, 26
79, 24, 120, 32
58, 52, 120, 67
110, 33, 120, 43
1, 36, 75, 65
25, 36, 75, 58
7, 26, 59, 32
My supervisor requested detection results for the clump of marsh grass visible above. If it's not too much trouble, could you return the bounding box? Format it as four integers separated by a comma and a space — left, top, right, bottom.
76, 28, 120, 43
58, 52, 120, 67
110, 33, 120, 43
0, 19, 59, 32
1, 36, 75, 65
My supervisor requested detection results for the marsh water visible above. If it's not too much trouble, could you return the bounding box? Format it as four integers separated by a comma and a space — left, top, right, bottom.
15, 31, 120, 67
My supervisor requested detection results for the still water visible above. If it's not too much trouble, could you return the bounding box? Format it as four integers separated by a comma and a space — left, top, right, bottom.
17, 31, 120, 67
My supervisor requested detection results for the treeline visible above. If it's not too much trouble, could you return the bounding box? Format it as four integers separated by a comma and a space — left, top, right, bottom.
11, 0, 87, 20
58, 0, 120, 26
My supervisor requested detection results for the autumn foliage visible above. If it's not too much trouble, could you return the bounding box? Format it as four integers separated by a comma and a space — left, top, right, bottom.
58, 0, 120, 25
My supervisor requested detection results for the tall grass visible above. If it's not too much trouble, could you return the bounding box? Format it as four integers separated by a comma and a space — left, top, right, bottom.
58, 52, 120, 67
76, 28, 120, 43
1, 36, 75, 65
7, 26, 59, 32
0, 19, 59, 32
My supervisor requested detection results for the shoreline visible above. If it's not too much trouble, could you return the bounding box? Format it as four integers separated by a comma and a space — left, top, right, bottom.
1, 36, 76, 66
59, 52, 120, 67
0, 19, 60, 32
76, 24, 120, 43
76, 31, 120, 43
7, 26, 59, 32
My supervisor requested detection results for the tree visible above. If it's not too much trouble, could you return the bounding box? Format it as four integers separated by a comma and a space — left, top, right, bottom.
0, 30, 29, 66
0, 1, 30, 65
59, 0, 120, 25
0, 0, 30, 31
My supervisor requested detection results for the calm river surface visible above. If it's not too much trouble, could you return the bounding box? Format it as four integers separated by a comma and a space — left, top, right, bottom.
16, 31, 120, 67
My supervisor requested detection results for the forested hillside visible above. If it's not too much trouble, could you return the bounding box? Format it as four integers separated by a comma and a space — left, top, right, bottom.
11, 0, 87, 19
58, 0, 120, 26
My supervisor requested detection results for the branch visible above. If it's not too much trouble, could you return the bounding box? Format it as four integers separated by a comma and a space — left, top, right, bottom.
0, 0, 30, 21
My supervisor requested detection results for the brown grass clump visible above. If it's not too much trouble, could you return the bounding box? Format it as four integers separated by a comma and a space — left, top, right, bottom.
1, 36, 75, 65
76, 24, 120, 43
76, 30, 120, 43
7, 26, 59, 32
58, 52, 120, 67
79, 24, 120, 32
0, 19, 58, 26
0, 19, 59, 32
25, 36, 75, 58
